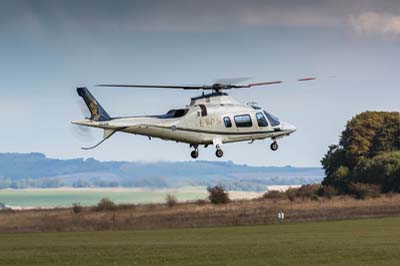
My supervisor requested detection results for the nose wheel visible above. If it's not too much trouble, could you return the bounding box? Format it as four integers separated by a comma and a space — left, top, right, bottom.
215, 145, 224, 158
270, 141, 278, 151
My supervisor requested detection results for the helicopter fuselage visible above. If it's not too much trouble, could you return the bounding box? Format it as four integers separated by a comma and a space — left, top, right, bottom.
73, 89, 296, 158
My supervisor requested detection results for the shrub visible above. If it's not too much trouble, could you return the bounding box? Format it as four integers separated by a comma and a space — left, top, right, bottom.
310, 194, 319, 201
207, 185, 230, 204
348, 183, 381, 200
262, 190, 287, 200
296, 184, 320, 200
72, 202, 82, 214
286, 188, 297, 202
196, 199, 209, 205
96, 198, 116, 211
166, 194, 177, 208
317, 185, 338, 199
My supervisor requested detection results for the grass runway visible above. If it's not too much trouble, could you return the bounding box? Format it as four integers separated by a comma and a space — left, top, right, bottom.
0, 217, 399, 266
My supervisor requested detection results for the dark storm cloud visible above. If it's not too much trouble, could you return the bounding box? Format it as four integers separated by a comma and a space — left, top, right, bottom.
1, 0, 400, 35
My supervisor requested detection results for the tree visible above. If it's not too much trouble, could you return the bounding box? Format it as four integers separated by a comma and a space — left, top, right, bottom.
165, 194, 177, 208
321, 111, 400, 194
207, 185, 230, 204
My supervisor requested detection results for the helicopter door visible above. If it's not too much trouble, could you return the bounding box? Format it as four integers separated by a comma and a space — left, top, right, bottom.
199, 105, 207, 116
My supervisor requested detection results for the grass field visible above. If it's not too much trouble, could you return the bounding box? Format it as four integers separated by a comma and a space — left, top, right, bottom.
0, 187, 263, 207
0, 217, 399, 266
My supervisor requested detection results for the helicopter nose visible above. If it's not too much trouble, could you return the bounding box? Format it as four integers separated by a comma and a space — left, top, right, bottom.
282, 122, 296, 134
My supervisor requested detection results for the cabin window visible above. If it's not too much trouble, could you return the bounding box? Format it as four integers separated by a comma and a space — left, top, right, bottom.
234, 114, 252, 127
263, 110, 280, 126
256, 112, 268, 127
224, 117, 232, 128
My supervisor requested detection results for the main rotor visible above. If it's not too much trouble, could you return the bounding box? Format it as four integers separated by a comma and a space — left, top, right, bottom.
97, 77, 316, 93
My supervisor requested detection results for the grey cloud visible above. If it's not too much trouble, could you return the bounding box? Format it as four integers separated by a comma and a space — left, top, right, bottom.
1, 0, 400, 35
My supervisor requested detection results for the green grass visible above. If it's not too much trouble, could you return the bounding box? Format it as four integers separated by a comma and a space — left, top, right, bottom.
0, 187, 208, 207
1, 217, 399, 266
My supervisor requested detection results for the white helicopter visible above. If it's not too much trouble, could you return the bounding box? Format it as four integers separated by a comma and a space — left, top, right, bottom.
72, 78, 315, 159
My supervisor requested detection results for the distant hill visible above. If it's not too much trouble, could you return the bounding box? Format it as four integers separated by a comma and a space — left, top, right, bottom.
0, 153, 323, 191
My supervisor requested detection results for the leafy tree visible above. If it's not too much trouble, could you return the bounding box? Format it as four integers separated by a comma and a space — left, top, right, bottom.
207, 185, 230, 204
321, 111, 400, 194
96, 198, 116, 211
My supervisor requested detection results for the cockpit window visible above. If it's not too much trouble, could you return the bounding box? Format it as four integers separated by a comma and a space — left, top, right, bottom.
256, 112, 268, 127
160, 109, 188, 119
263, 110, 280, 126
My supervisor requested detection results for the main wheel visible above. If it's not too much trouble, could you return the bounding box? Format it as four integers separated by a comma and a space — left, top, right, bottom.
216, 149, 223, 158
191, 150, 199, 159
270, 141, 278, 151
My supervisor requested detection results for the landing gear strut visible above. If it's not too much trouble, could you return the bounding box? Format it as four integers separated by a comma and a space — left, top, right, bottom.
215, 145, 224, 158
190, 144, 199, 159
270, 141, 278, 151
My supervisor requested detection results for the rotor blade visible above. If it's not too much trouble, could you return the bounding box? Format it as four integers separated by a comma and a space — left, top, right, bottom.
297, 77, 317, 81
233, 77, 316, 88
232, 81, 283, 88
70, 124, 95, 141
97, 84, 209, 90
215, 77, 252, 84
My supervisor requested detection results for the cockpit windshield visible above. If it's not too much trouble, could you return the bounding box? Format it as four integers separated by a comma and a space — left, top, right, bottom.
263, 110, 280, 126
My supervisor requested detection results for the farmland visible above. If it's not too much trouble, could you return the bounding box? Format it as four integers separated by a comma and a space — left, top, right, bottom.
1, 217, 399, 266
0, 187, 263, 208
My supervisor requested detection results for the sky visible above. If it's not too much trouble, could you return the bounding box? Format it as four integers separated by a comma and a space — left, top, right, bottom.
0, 0, 399, 167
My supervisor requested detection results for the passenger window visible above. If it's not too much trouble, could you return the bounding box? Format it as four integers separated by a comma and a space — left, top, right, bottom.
224, 117, 232, 128
256, 112, 268, 127
234, 114, 252, 127
199, 105, 207, 116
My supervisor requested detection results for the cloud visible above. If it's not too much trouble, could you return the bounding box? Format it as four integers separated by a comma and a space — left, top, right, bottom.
0, 0, 342, 35
350, 11, 400, 35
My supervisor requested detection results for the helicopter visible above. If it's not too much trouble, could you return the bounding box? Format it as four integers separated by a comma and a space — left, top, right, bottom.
72, 78, 315, 159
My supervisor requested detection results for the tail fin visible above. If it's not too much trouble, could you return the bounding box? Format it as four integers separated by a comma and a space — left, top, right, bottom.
77, 87, 111, 121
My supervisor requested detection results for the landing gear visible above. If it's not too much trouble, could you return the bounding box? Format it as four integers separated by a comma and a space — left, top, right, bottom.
190, 144, 199, 159
215, 147, 224, 158
270, 141, 278, 151
191, 150, 199, 159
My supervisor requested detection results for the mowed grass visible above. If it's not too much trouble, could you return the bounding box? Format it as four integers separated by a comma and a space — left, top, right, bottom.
1, 218, 399, 266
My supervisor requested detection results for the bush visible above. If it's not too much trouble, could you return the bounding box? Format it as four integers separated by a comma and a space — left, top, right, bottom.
296, 184, 320, 200
286, 188, 298, 202
72, 202, 82, 214
262, 190, 287, 200
196, 199, 209, 205
310, 194, 319, 201
166, 194, 177, 208
96, 198, 116, 211
348, 183, 381, 200
317, 185, 338, 199
207, 185, 230, 204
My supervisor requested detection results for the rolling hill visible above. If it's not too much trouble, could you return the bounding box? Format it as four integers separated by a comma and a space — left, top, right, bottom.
0, 153, 323, 191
